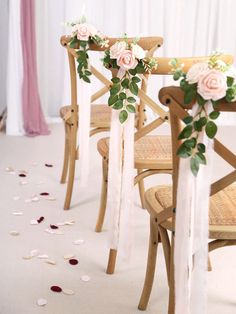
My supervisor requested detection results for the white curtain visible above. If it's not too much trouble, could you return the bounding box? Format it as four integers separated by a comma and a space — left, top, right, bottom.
3, 0, 236, 132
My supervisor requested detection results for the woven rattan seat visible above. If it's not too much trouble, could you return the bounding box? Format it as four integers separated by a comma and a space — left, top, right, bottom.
145, 184, 236, 239
60, 104, 111, 128
97, 135, 172, 169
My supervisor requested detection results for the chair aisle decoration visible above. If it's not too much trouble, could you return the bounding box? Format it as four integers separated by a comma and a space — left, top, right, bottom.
138, 53, 236, 314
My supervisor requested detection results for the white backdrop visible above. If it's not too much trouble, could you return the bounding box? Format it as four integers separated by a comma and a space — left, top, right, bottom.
4, 0, 236, 134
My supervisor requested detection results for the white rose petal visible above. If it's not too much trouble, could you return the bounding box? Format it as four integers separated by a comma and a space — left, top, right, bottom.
131, 44, 146, 59
186, 62, 209, 84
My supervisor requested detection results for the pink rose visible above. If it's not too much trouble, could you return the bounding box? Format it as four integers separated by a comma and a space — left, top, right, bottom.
197, 69, 227, 101
110, 41, 127, 59
117, 50, 138, 70
76, 23, 97, 41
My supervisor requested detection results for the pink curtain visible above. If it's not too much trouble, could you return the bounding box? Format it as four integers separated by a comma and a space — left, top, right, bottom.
20, 0, 50, 136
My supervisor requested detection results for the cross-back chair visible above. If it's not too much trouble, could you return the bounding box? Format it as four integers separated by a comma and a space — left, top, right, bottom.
95, 55, 231, 275
138, 77, 236, 313
59, 35, 163, 210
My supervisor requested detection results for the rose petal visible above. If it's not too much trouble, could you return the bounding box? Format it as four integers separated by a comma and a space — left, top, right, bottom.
12, 212, 23, 216
19, 173, 26, 177
9, 230, 20, 236
45, 228, 55, 234
19, 181, 28, 185
37, 298, 47, 306
32, 196, 40, 202
45, 164, 53, 167
5, 166, 14, 172
30, 219, 39, 225
22, 255, 32, 260
56, 222, 65, 226
37, 216, 44, 223
50, 225, 58, 229
40, 192, 49, 196
54, 231, 64, 235
50, 286, 62, 293
73, 239, 84, 245
65, 220, 75, 225
62, 288, 75, 295
81, 275, 90, 282
63, 254, 75, 260
45, 197, 56, 201
69, 259, 78, 265
37, 254, 49, 259
45, 259, 56, 265
30, 249, 39, 257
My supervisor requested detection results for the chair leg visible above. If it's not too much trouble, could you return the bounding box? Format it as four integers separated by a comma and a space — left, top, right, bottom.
95, 158, 108, 232
64, 125, 77, 210
138, 217, 158, 311
137, 169, 146, 209
158, 225, 171, 286
106, 249, 117, 274
60, 123, 71, 184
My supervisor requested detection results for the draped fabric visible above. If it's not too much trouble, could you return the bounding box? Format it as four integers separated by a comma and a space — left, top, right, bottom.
175, 102, 214, 314
6, 0, 24, 136
20, 0, 49, 136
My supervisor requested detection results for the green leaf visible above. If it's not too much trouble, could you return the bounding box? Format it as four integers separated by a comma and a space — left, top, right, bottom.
129, 82, 138, 96
82, 76, 90, 83
111, 77, 120, 84
119, 92, 127, 100
190, 155, 200, 176
178, 125, 193, 140
129, 68, 137, 76
132, 76, 141, 83
126, 104, 136, 113
84, 70, 92, 76
198, 117, 207, 127
110, 84, 121, 95
183, 116, 193, 125
227, 76, 234, 87
177, 143, 192, 158
209, 110, 220, 120
196, 94, 207, 106
184, 138, 197, 148
108, 94, 119, 106
212, 100, 219, 109
193, 120, 203, 132
112, 100, 123, 110
127, 96, 136, 103
205, 121, 217, 139
197, 143, 206, 153
196, 152, 206, 165
121, 78, 129, 89
119, 110, 128, 123
173, 72, 181, 81
136, 65, 145, 74
79, 40, 88, 48
184, 89, 196, 104
69, 36, 79, 48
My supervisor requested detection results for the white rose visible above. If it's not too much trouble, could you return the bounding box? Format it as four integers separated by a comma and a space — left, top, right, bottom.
131, 44, 146, 59
110, 41, 127, 59
186, 62, 209, 84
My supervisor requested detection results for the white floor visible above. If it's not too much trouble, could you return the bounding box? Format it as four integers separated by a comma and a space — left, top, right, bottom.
0, 123, 235, 314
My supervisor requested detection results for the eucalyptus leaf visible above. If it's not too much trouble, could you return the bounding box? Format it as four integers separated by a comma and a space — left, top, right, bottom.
126, 104, 136, 113
177, 143, 192, 158
119, 92, 126, 100
129, 82, 138, 96
119, 110, 128, 123
113, 100, 123, 110
205, 121, 217, 139
121, 78, 129, 89
183, 116, 193, 125
178, 125, 193, 140
209, 110, 220, 120
190, 155, 200, 176
108, 94, 119, 106
132, 76, 141, 83
111, 77, 120, 84
197, 143, 206, 153
110, 84, 120, 95
127, 96, 136, 103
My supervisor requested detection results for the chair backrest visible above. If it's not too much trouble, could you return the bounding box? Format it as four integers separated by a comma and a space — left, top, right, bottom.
158, 83, 236, 208
133, 55, 234, 145
60, 35, 163, 127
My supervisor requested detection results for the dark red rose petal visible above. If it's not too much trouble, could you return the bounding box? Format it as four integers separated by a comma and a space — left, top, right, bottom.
40, 192, 49, 196
37, 216, 45, 223
69, 259, 79, 265
45, 164, 53, 167
50, 224, 58, 229
19, 173, 26, 177
50, 286, 62, 293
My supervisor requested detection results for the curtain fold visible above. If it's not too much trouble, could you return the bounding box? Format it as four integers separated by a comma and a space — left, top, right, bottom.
20, 0, 49, 136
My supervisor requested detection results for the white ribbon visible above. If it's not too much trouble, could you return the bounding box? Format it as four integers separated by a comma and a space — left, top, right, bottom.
107, 109, 135, 259
175, 101, 214, 314
77, 79, 91, 186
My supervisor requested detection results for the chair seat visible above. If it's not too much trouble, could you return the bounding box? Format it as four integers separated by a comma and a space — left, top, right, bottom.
145, 185, 236, 239
60, 104, 112, 128
97, 135, 172, 170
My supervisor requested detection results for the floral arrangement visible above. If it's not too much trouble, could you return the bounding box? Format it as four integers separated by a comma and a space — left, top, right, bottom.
171, 53, 236, 175
67, 17, 109, 83
103, 36, 158, 123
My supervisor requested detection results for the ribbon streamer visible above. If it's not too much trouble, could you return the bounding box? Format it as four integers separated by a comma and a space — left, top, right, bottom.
107, 110, 134, 259
175, 101, 214, 314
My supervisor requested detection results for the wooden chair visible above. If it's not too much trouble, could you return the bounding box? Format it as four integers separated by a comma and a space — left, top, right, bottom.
138, 80, 236, 313
59, 35, 163, 210
95, 55, 231, 275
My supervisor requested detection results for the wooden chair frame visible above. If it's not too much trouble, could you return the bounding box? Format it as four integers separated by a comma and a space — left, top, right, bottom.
139, 80, 236, 314
96, 55, 234, 275
59, 35, 163, 210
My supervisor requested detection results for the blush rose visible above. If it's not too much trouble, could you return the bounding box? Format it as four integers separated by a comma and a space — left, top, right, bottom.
110, 41, 127, 59
197, 69, 227, 101
76, 23, 97, 41
117, 50, 138, 70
